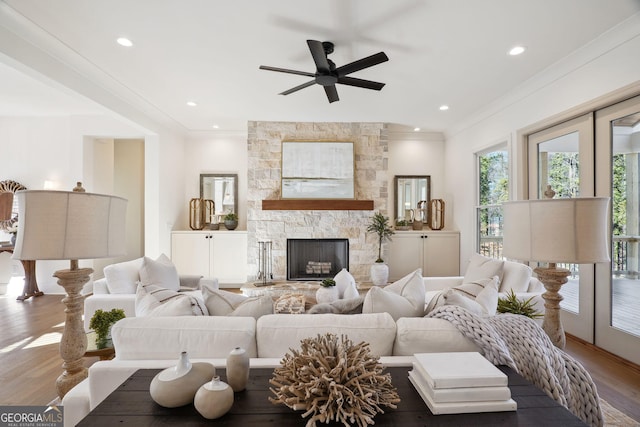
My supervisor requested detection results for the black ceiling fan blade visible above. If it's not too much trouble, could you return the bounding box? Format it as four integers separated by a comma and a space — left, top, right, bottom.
337, 76, 385, 91
279, 80, 316, 96
259, 65, 315, 78
324, 85, 339, 103
335, 52, 389, 76
307, 40, 331, 73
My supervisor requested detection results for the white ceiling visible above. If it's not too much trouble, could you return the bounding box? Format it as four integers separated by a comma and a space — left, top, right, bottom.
1, 0, 639, 134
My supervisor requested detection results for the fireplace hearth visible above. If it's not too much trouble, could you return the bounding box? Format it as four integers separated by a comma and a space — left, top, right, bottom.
287, 238, 349, 281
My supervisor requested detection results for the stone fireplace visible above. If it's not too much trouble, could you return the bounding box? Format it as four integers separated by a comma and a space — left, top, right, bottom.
287, 238, 349, 281
246, 121, 389, 282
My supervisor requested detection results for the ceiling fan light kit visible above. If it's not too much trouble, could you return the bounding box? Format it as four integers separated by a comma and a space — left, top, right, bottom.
260, 39, 388, 103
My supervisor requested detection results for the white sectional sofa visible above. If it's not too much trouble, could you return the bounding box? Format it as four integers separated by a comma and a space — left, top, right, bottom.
66, 254, 544, 426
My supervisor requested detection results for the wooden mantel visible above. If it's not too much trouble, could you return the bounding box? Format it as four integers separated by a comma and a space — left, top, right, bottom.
262, 199, 374, 211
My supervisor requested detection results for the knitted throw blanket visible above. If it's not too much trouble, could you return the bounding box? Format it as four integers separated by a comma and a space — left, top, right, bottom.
428, 305, 603, 427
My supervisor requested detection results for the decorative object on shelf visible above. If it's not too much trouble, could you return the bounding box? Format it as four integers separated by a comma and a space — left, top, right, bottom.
12, 183, 127, 398
497, 289, 543, 319
412, 217, 423, 230
417, 200, 429, 224
226, 347, 250, 392
255, 240, 273, 286
274, 293, 306, 314
0, 179, 26, 233
394, 219, 410, 231
429, 199, 445, 230
150, 351, 216, 408
315, 278, 338, 304
194, 375, 234, 419
269, 333, 400, 427
503, 195, 610, 348
367, 212, 394, 286
223, 212, 238, 230
89, 308, 125, 349
189, 198, 206, 230
203, 199, 215, 228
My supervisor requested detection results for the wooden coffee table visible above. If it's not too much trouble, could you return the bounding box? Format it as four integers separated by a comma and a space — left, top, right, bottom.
77, 365, 586, 426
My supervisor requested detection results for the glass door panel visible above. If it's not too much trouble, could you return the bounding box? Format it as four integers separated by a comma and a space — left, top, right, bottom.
595, 95, 640, 365
528, 113, 595, 342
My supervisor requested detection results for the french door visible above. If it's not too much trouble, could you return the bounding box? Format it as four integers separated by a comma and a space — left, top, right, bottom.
595, 95, 640, 364
528, 113, 595, 342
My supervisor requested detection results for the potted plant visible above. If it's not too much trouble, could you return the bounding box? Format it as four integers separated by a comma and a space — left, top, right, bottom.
366, 212, 395, 286
89, 308, 126, 349
497, 290, 543, 319
316, 278, 338, 304
223, 212, 238, 230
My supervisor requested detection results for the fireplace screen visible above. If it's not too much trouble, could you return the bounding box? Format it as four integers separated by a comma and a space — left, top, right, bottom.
287, 238, 349, 281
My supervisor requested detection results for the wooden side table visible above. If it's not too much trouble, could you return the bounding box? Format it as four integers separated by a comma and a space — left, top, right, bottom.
84, 331, 115, 360
0, 245, 43, 301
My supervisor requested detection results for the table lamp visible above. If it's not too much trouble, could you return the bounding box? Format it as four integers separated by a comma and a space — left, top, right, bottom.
12, 183, 127, 398
502, 196, 610, 348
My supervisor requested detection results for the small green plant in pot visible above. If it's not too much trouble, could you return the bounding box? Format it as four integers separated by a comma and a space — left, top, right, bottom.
366, 212, 395, 286
321, 278, 336, 287
316, 278, 338, 304
497, 289, 543, 319
224, 212, 238, 230
89, 308, 126, 349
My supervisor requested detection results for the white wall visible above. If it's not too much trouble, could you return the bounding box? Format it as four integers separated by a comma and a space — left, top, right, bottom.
444, 14, 640, 268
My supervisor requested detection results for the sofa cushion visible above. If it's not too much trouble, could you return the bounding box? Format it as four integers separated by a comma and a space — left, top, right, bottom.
362, 269, 425, 320
103, 257, 144, 294
463, 253, 504, 284
393, 317, 480, 355
138, 254, 180, 292
256, 313, 396, 358
111, 316, 258, 359
202, 286, 273, 319
334, 268, 358, 299
500, 261, 533, 293
425, 276, 499, 315
135, 283, 208, 316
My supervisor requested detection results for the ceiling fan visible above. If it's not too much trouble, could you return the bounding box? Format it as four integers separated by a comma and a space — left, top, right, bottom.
259, 40, 389, 103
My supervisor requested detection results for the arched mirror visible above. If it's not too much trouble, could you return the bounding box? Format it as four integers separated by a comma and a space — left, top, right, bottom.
394, 175, 431, 223
0, 180, 26, 232
200, 174, 238, 218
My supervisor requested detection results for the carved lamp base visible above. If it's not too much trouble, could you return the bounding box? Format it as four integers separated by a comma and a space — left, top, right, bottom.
534, 265, 570, 349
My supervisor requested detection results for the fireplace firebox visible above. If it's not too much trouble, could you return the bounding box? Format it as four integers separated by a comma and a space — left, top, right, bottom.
286, 238, 349, 281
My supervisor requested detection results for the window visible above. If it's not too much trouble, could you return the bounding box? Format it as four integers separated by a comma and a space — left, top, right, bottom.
476, 145, 509, 258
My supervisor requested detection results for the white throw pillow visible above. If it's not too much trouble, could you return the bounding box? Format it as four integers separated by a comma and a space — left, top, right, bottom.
425, 276, 499, 315
202, 285, 273, 319
334, 268, 358, 299
463, 253, 504, 284
500, 261, 533, 293
362, 269, 425, 320
135, 283, 208, 316
138, 254, 180, 292
103, 257, 144, 294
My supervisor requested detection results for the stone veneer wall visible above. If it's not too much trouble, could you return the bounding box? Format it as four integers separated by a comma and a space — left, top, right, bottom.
247, 121, 389, 282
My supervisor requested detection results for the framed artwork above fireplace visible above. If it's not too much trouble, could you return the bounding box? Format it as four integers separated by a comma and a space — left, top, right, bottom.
281, 141, 354, 199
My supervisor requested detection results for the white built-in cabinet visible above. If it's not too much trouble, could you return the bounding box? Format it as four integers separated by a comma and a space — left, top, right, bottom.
171, 231, 247, 285
387, 230, 460, 280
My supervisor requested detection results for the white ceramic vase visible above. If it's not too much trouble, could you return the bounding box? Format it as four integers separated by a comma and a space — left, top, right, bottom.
149, 351, 216, 408
226, 347, 250, 392
194, 375, 234, 419
315, 285, 339, 304
370, 262, 389, 286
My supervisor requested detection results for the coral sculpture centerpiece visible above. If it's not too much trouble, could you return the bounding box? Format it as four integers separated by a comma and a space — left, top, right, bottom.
269, 333, 400, 427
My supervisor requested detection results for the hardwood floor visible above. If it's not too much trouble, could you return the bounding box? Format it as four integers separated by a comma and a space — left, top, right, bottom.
1, 293, 639, 424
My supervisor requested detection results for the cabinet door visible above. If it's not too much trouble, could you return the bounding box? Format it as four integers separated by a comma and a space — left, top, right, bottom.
171, 232, 211, 277
423, 233, 460, 276
387, 233, 424, 281
211, 232, 248, 284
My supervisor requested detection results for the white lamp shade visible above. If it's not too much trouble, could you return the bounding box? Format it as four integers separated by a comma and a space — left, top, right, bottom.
502, 197, 610, 264
12, 190, 127, 261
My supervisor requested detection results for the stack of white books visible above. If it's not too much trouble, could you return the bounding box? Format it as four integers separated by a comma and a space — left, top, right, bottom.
408, 352, 517, 415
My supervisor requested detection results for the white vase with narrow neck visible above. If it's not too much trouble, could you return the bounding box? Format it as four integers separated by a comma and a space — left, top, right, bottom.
194, 375, 234, 419
226, 347, 250, 392
159, 351, 192, 381
370, 262, 389, 286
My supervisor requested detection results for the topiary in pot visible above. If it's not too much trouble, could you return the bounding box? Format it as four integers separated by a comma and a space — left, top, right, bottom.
366, 212, 394, 286
497, 289, 543, 319
224, 212, 238, 230
89, 308, 126, 349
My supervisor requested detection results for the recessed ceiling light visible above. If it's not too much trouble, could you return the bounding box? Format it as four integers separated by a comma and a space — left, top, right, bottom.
116, 37, 133, 47
414, 127, 421, 132
509, 46, 526, 56
186, 101, 197, 107
212, 124, 220, 129
439, 105, 449, 111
